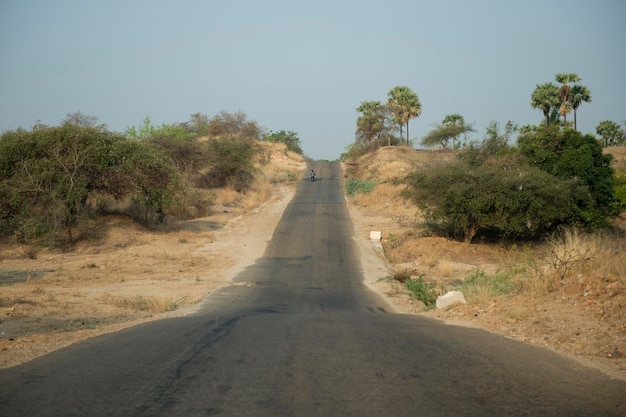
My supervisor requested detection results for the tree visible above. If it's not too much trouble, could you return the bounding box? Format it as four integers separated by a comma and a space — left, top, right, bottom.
596, 120, 624, 147
421, 122, 474, 150
206, 111, 261, 140
555, 73, 581, 125
355, 101, 392, 146
117, 141, 184, 225
531, 83, 561, 126
185, 112, 211, 136
402, 161, 579, 243
125, 116, 156, 140
457, 121, 517, 168
62, 112, 105, 129
518, 126, 616, 227
441, 114, 470, 148
570, 84, 592, 131
0, 124, 186, 242
387, 86, 421, 145
264, 130, 303, 154
200, 138, 256, 192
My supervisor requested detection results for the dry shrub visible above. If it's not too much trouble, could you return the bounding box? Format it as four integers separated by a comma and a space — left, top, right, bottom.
182, 188, 214, 218
264, 164, 301, 184
19, 246, 39, 260
213, 187, 241, 208
286, 150, 305, 162
116, 296, 187, 313
434, 260, 456, 278
350, 182, 409, 213
523, 227, 623, 295
520, 266, 561, 296
585, 233, 626, 283
546, 227, 600, 280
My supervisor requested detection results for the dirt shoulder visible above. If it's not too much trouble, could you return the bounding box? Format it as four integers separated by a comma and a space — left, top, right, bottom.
0, 183, 299, 369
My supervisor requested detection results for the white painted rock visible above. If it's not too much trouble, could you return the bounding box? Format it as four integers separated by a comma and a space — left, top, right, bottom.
436, 291, 466, 309
369, 231, 382, 241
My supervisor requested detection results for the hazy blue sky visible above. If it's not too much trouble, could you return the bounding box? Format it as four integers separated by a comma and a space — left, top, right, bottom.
1, 0, 624, 160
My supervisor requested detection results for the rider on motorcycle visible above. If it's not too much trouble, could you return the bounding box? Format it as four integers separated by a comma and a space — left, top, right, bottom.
310, 170, 316, 181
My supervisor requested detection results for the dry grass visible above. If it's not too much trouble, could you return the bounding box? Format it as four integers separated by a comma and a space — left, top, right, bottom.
523, 227, 625, 295
111, 295, 188, 313
212, 187, 241, 208
19, 246, 39, 260
546, 227, 600, 280
433, 260, 457, 278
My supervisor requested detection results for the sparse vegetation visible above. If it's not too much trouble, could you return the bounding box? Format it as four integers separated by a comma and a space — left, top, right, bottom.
345, 178, 377, 196
404, 274, 438, 309
456, 269, 518, 302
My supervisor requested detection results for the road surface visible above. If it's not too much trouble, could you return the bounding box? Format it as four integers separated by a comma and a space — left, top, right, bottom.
0, 162, 624, 416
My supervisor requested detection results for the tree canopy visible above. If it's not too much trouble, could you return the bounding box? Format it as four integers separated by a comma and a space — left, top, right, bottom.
531, 83, 560, 126
387, 86, 421, 145
518, 126, 617, 226
596, 120, 624, 147
421, 114, 473, 149
355, 101, 392, 146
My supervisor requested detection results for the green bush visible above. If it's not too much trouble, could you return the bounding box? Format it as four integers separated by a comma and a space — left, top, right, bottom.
200, 137, 256, 191
402, 160, 581, 243
614, 171, 626, 212
405, 274, 438, 309
345, 178, 377, 196
0, 125, 185, 244
518, 126, 617, 226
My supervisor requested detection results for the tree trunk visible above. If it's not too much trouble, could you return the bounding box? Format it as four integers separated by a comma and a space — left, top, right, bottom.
464, 222, 479, 244
406, 122, 409, 145
574, 109, 578, 131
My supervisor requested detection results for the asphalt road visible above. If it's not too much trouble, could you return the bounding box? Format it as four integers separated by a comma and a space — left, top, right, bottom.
1, 162, 625, 417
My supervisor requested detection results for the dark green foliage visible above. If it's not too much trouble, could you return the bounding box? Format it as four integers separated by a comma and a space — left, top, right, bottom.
149, 134, 204, 177
518, 126, 617, 226
118, 141, 183, 225
200, 138, 255, 191
403, 160, 582, 243
596, 120, 624, 147
0, 125, 184, 244
403, 125, 617, 243
615, 171, 626, 211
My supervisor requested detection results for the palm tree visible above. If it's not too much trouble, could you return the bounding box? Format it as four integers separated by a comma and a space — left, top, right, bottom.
570, 84, 592, 131
531, 83, 561, 126
387, 86, 421, 145
555, 72, 581, 125
442, 113, 466, 148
